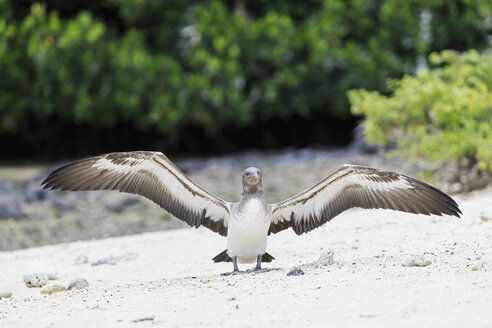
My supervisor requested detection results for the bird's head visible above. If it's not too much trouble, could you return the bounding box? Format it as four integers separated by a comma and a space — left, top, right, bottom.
242, 167, 263, 189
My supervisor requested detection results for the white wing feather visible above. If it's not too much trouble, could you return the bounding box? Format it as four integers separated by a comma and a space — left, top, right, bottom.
43, 151, 231, 236
269, 165, 461, 235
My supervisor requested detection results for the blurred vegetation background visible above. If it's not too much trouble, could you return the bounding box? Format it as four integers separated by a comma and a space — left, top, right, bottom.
1, 0, 491, 164
350, 50, 492, 173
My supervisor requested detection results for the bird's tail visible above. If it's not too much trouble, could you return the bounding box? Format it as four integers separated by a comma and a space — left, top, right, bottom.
212, 250, 275, 263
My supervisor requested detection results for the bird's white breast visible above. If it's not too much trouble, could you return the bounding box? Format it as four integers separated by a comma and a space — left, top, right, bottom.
227, 197, 271, 263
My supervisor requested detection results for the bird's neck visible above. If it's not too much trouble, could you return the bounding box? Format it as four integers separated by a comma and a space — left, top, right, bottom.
238, 186, 267, 214
241, 184, 264, 197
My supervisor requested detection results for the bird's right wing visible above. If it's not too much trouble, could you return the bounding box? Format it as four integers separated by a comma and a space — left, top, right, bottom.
269, 165, 461, 235
42, 151, 231, 236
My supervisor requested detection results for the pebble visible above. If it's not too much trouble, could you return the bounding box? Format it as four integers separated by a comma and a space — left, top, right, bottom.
480, 212, 492, 222
470, 261, 484, 271
73, 253, 89, 265
287, 268, 305, 276
91, 257, 117, 266
402, 255, 432, 267
24, 273, 49, 288
67, 278, 89, 290
0, 291, 12, 299
315, 250, 335, 267
41, 284, 67, 295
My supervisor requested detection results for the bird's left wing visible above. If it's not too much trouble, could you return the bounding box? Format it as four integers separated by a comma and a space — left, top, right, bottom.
269, 165, 461, 235
42, 151, 231, 236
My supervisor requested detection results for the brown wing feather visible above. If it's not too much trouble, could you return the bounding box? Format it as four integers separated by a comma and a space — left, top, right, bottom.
42, 151, 230, 236
269, 165, 461, 235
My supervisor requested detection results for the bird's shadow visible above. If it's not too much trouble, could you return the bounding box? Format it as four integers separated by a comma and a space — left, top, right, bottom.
220, 267, 281, 276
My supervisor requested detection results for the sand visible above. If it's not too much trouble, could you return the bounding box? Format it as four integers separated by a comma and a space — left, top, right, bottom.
1, 188, 491, 327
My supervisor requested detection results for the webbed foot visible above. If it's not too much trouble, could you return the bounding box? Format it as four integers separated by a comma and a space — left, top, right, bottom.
221, 270, 246, 276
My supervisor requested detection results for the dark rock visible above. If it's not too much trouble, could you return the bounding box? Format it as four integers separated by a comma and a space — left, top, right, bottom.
287, 268, 304, 276
91, 257, 116, 266
67, 278, 89, 290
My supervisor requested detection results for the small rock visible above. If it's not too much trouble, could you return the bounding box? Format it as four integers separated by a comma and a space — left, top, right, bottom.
24, 273, 49, 288
131, 316, 155, 323
41, 284, 67, 295
287, 268, 304, 276
480, 212, 492, 222
315, 250, 335, 267
73, 253, 89, 265
67, 278, 89, 290
91, 257, 117, 266
0, 291, 12, 299
402, 255, 432, 267
470, 261, 484, 271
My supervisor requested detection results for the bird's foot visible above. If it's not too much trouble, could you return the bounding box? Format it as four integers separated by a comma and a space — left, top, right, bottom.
221, 270, 246, 276
252, 267, 280, 274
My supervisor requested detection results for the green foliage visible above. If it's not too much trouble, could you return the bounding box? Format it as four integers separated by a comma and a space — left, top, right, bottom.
1, 0, 491, 138
349, 50, 492, 171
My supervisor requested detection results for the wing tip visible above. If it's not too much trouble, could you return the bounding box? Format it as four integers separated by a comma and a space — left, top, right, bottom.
450, 206, 462, 218
40, 174, 57, 190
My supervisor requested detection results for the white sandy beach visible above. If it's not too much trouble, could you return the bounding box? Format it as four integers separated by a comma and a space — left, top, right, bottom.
1, 188, 491, 327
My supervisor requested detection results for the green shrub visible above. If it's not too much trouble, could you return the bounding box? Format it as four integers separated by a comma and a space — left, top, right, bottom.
1, 0, 491, 140
349, 50, 492, 171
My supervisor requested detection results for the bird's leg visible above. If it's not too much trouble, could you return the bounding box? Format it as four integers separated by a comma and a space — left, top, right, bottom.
231, 256, 242, 274
253, 254, 271, 273
255, 254, 262, 271
220, 256, 246, 275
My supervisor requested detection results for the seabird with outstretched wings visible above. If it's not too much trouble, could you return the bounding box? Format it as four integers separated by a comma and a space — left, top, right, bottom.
42, 151, 461, 274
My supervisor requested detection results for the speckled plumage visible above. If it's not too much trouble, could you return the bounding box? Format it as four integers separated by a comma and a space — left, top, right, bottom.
42, 151, 462, 272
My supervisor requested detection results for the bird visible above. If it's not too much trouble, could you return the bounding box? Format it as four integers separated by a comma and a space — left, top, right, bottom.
41, 151, 462, 274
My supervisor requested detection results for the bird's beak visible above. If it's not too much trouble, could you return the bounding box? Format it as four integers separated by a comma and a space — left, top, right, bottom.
246, 173, 260, 185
